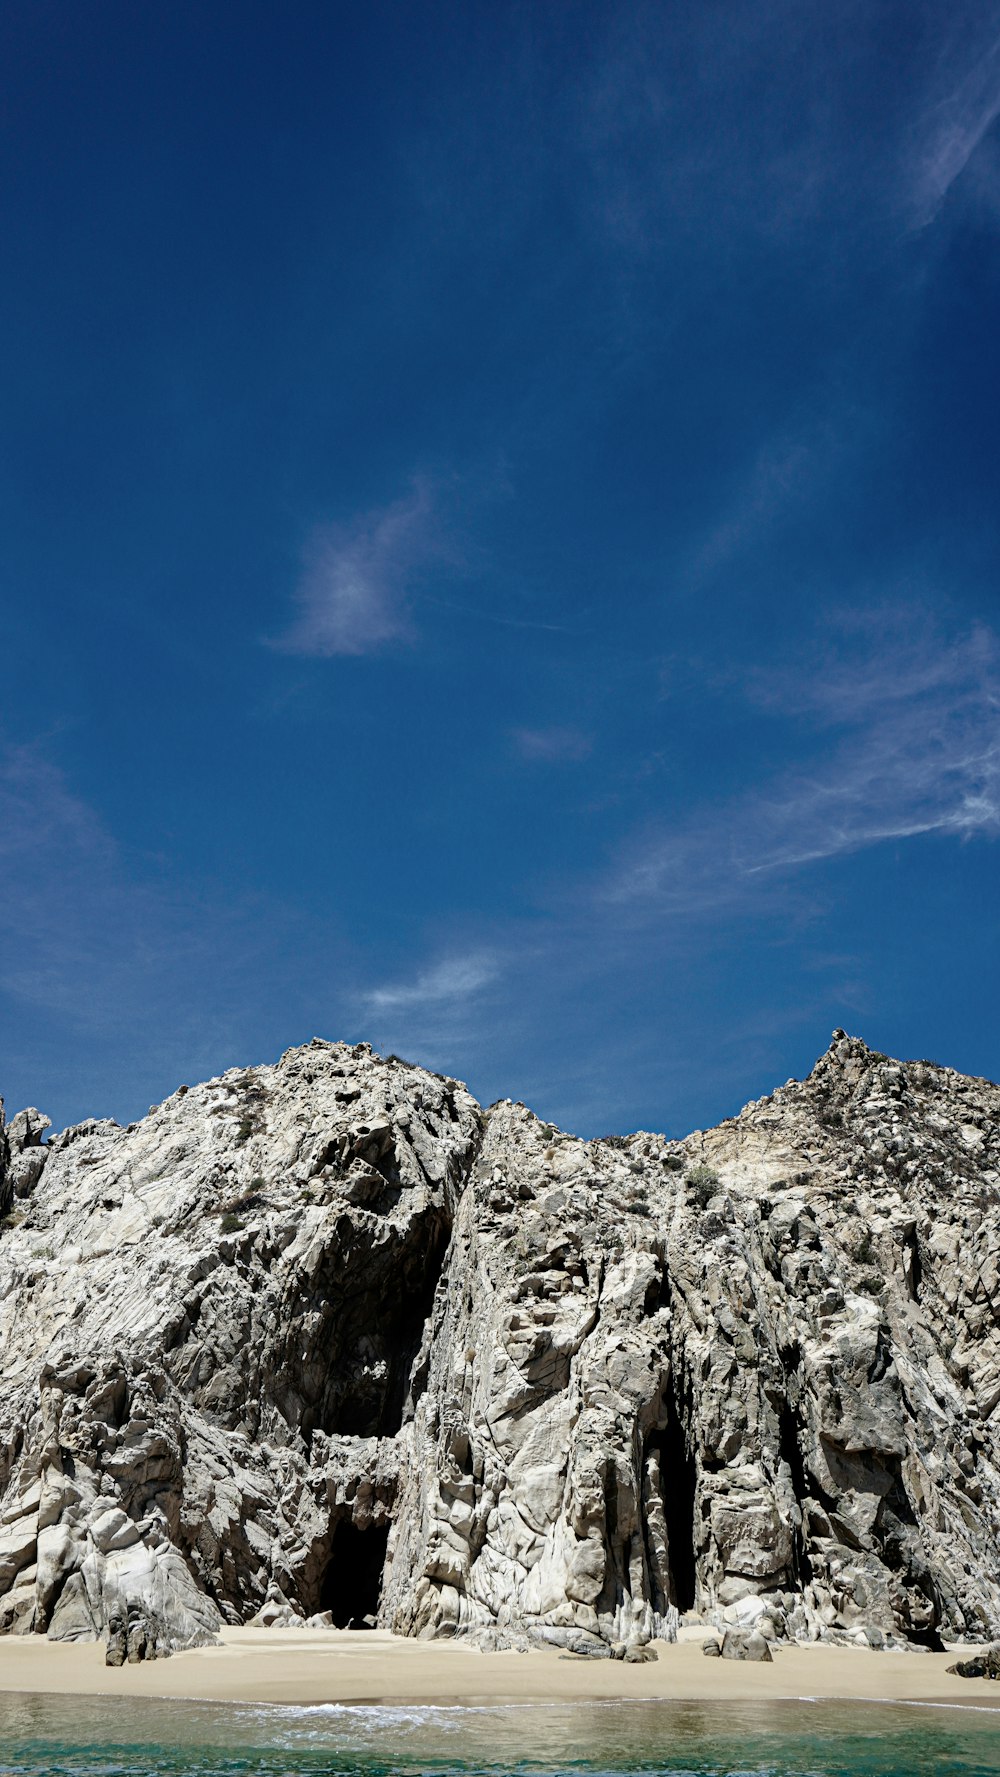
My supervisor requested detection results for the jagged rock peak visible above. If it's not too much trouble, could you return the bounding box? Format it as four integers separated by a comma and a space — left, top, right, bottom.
0, 1032, 998, 1661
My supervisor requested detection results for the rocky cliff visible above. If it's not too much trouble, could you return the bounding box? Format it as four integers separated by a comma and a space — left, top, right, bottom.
1, 1032, 998, 1657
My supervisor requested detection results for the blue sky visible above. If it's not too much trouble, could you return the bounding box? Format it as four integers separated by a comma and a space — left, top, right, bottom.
2, 0, 999, 1137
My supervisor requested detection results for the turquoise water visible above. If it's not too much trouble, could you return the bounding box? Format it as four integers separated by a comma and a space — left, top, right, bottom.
1, 1695, 999, 1777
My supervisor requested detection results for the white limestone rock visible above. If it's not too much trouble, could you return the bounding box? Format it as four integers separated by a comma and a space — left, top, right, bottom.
1, 1031, 1000, 1658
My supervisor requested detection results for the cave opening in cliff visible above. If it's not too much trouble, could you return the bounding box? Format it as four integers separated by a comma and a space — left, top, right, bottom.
319, 1520, 390, 1627
656, 1391, 697, 1611
312, 1206, 453, 1442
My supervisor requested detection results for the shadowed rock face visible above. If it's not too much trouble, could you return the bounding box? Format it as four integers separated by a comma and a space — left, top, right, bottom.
1, 1032, 999, 1656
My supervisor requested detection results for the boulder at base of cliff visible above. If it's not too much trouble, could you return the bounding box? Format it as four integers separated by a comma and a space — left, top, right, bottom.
947, 1645, 1000, 1679
721, 1627, 773, 1662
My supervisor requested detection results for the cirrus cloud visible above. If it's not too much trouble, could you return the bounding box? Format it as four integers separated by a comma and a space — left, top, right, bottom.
272, 482, 433, 658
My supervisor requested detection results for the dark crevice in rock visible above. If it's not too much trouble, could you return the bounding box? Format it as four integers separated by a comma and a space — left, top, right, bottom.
875, 1466, 944, 1650
908, 1234, 923, 1302
320, 1520, 389, 1626
36, 1553, 79, 1635
603, 1460, 619, 1542
654, 1384, 697, 1611
380, 1213, 453, 1435
867, 1328, 893, 1385
295, 1205, 455, 1445
778, 1402, 814, 1585
353, 1212, 452, 1438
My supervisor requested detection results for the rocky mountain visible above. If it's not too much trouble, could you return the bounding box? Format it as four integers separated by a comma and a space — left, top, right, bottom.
1, 1031, 999, 1659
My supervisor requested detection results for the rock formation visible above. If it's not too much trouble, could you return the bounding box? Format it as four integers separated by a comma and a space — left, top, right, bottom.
1, 1031, 999, 1658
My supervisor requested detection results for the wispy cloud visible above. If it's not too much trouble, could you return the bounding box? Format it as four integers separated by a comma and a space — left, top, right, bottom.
356, 950, 505, 1074
423, 595, 577, 635
272, 483, 433, 658
352, 614, 1000, 1095
0, 748, 110, 872
571, 1, 897, 266
748, 611, 998, 725
0, 748, 125, 1010
362, 951, 499, 1013
569, 1, 1000, 282
686, 419, 853, 588
511, 725, 593, 763
911, 29, 1000, 225
608, 614, 1000, 908
0, 742, 357, 1123
354, 610, 1000, 1126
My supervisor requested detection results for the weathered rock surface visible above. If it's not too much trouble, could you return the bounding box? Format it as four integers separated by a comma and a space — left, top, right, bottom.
720, 1626, 773, 1661
948, 1642, 1000, 1679
1, 1031, 999, 1658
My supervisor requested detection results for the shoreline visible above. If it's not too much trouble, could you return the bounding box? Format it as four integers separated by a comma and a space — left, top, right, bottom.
2, 1627, 1000, 1710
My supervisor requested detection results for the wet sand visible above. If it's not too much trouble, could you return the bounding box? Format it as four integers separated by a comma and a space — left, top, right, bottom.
1, 1626, 999, 1708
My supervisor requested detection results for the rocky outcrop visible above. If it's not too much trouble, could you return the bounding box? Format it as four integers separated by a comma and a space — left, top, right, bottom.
0, 1044, 480, 1651
1, 1032, 999, 1658
948, 1643, 1000, 1679
5, 1108, 51, 1205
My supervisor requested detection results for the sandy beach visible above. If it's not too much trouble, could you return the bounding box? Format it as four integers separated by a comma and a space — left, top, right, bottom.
1, 1627, 999, 1709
